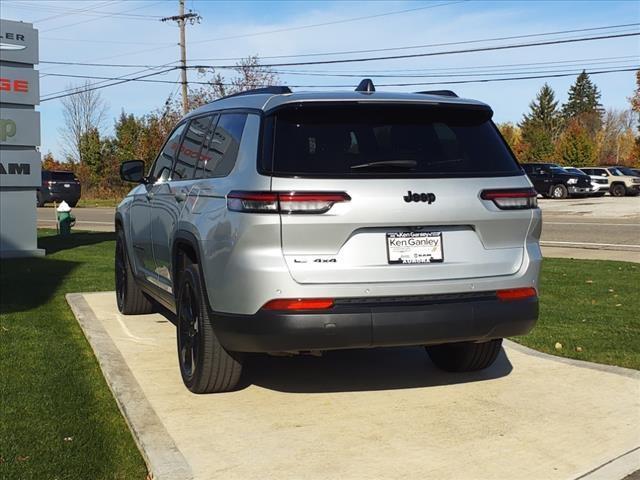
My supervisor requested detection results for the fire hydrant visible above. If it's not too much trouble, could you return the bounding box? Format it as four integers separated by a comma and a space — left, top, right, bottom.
56, 201, 75, 236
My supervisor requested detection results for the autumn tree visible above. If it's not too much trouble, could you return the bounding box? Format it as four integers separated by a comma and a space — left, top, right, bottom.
519, 84, 562, 162
187, 55, 281, 110
496, 122, 523, 158
629, 70, 640, 163
59, 82, 108, 163
562, 70, 603, 135
596, 109, 635, 164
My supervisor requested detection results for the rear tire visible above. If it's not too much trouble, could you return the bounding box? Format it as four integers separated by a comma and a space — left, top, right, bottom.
550, 184, 568, 199
36, 193, 45, 207
426, 339, 503, 372
68, 200, 78, 207
611, 184, 626, 197
115, 229, 154, 315
176, 263, 243, 393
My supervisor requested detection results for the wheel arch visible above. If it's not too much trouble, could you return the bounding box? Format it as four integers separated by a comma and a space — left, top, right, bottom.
172, 230, 214, 312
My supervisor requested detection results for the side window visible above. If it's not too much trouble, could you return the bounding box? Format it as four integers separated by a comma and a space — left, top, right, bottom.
201, 113, 248, 178
193, 114, 219, 179
151, 123, 186, 182
173, 115, 213, 181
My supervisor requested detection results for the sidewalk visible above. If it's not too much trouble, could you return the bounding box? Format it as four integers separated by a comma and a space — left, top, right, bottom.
542, 245, 640, 263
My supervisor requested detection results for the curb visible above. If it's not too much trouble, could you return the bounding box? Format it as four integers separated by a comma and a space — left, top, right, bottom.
66, 293, 193, 480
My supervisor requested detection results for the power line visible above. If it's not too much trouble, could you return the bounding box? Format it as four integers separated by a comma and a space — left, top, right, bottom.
189, 22, 640, 61
41, 64, 640, 84
276, 55, 639, 74
39, 25, 640, 68
189, 1, 468, 46
40, 62, 180, 98
40, 1, 167, 33
39, 66, 638, 102
188, 32, 640, 69
35, 0, 467, 68
274, 61, 640, 78
40, 67, 179, 102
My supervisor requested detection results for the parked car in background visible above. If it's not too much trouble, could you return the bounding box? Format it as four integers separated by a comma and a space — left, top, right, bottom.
115, 85, 541, 393
37, 170, 82, 207
581, 167, 640, 197
522, 163, 591, 199
564, 167, 607, 196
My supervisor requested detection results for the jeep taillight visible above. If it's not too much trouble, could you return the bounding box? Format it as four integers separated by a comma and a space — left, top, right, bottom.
227, 191, 351, 214
481, 188, 538, 210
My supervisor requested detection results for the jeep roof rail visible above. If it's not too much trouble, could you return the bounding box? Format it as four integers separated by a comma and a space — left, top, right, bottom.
223, 86, 292, 99
355, 78, 375, 92
416, 90, 458, 98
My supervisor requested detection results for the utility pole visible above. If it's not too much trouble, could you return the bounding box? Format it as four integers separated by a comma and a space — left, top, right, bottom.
161, 0, 201, 115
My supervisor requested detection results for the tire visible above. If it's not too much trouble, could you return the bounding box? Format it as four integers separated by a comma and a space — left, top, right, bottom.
115, 229, 154, 315
68, 200, 78, 208
36, 193, 45, 207
426, 338, 503, 372
550, 184, 568, 199
176, 263, 243, 393
611, 184, 626, 197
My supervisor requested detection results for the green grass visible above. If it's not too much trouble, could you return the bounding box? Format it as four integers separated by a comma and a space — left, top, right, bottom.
0, 230, 147, 480
514, 257, 640, 370
76, 198, 120, 208
0, 235, 638, 478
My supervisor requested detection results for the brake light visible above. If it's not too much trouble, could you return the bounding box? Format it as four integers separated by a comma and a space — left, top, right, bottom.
227, 191, 350, 214
496, 287, 537, 301
262, 298, 335, 311
481, 188, 537, 210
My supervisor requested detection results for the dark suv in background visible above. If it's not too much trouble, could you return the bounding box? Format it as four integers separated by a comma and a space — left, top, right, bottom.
38, 170, 81, 207
522, 163, 591, 199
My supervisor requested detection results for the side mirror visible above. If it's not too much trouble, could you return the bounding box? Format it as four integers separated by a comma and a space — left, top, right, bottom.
120, 160, 146, 183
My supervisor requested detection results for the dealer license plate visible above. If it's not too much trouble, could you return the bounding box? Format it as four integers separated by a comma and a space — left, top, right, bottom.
386, 231, 443, 264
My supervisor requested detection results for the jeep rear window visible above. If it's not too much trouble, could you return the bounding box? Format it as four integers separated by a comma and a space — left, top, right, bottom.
261, 104, 521, 178
51, 172, 76, 182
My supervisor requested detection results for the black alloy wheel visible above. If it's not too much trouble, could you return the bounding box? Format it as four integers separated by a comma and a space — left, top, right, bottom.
178, 280, 201, 381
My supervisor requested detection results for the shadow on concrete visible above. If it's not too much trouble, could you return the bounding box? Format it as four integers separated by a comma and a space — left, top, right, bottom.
155, 308, 513, 394
39, 231, 116, 255
244, 347, 513, 393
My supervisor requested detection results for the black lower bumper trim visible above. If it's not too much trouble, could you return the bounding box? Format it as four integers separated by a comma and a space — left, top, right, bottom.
212, 294, 538, 353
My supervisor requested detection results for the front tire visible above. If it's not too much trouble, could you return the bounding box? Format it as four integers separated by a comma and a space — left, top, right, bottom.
611, 184, 626, 197
550, 184, 568, 199
426, 339, 503, 372
115, 230, 154, 315
176, 263, 243, 393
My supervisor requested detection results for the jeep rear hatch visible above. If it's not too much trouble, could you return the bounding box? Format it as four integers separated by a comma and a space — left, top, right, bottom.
259, 103, 535, 284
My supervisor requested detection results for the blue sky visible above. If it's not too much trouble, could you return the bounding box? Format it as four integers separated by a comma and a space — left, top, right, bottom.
1, 0, 639, 158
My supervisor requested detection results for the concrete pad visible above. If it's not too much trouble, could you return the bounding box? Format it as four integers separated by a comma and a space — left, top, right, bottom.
541, 246, 640, 263
68, 292, 640, 480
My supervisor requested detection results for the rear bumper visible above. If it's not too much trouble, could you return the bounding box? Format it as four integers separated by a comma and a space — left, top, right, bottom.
212, 293, 538, 353
568, 186, 592, 195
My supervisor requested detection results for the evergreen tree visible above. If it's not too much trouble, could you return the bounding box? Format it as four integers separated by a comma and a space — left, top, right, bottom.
518, 84, 561, 161
555, 120, 596, 167
562, 70, 604, 134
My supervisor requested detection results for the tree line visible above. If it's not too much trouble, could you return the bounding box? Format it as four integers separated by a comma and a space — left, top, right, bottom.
497, 70, 639, 167
42, 62, 640, 200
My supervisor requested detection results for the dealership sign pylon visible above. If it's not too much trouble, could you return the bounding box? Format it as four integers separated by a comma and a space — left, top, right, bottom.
0, 19, 44, 258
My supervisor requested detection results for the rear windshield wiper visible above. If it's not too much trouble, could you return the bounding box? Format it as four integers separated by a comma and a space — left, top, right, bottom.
350, 160, 417, 170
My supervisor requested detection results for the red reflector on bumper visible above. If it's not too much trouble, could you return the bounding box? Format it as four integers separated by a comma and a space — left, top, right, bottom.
262, 298, 335, 311
496, 287, 537, 301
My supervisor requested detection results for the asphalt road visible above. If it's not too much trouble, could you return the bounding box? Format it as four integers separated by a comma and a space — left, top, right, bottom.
37, 197, 640, 251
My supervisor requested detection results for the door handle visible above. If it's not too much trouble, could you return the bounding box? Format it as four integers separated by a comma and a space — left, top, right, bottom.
175, 190, 187, 202
146, 191, 154, 200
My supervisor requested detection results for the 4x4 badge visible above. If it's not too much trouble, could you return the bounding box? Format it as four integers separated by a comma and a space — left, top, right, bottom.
403, 191, 436, 204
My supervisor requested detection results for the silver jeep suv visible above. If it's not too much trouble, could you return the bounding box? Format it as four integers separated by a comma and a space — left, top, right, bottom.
116, 83, 541, 393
